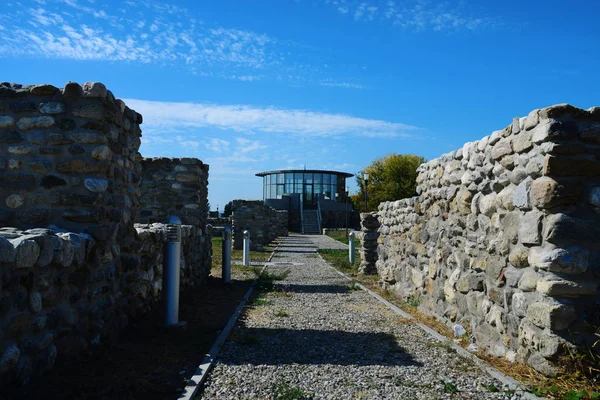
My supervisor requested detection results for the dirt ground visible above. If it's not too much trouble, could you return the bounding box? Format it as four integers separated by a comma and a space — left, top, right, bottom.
2, 273, 253, 400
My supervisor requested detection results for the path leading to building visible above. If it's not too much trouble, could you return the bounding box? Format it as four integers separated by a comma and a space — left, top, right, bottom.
201, 234, 522, 399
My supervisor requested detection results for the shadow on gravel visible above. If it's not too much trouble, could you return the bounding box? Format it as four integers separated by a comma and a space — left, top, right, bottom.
272, 249, 318, 254
276, 283, 353, 294
225, 328, 422, 367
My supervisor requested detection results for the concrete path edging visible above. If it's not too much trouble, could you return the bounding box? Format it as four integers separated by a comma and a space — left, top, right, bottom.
321, 254, 544, 400
178, 241, 282, 400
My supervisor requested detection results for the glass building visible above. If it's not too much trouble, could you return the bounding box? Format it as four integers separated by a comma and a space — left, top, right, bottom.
256, 169, 353, 210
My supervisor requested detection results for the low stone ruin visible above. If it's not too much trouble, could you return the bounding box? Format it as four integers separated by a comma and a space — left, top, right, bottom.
362, 104, 600, 375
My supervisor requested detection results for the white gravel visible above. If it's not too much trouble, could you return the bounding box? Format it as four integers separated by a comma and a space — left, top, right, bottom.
200, 234, 525, 399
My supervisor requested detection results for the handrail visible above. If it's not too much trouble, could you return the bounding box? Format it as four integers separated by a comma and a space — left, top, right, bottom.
300, 195, 304, 233
316, 198, 322, 234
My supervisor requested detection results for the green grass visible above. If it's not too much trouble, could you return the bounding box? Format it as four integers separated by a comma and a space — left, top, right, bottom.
325, 230, 351, 245
272, 381, 311, 399
318, 248, 359, 273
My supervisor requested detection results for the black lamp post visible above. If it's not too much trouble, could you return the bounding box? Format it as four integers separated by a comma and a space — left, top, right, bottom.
363, 173, 369, 212
216, 205, 219, 218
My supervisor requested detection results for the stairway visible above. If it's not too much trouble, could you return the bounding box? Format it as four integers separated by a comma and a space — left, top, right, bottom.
302, 210, 321, 234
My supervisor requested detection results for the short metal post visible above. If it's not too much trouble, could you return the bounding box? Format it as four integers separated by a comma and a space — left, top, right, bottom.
243, 230, 250, 267
163, 216, 183, 327
222, 227, 232, 283
349, 231, 355, 264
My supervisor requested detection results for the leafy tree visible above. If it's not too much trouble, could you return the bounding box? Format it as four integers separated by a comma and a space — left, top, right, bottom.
223, 201, 233, 217
351, 153, 425, 212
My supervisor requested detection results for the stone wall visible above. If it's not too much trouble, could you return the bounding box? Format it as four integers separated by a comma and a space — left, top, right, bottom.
370, 104, 600, 375
138, 157, 209, 227
231, 200, 288, 250
0, 223, 210, 384
0, 82, 142, 240
0, 82, 212, 385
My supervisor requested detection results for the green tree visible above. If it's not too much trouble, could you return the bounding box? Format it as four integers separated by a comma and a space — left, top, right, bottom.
223, 201, 233, 217
351, 153, 425, 212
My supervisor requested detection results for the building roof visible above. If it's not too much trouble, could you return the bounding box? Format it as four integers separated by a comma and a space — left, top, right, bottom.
255, 169, 354, 178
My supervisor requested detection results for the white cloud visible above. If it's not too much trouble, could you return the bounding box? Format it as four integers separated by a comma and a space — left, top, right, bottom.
319, 80, 366, 89
205, 138, 230, 152
123, 98, 418, 139
331, 0, 500, 31
236, 137, 267, 153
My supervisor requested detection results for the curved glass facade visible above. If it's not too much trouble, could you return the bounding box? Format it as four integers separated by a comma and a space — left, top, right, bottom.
256, 170, 352, 207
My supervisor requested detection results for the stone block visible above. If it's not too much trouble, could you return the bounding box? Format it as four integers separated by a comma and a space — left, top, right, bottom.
518, 269, 539, 292
0, 130, 23, 143
528, 245, 589, 275
9, 237, 40, 268
17, 116, 55, 130
513, 177, 532, 210
543, 156, 600, 177
528, 353, 559, 377
530, 177, 582, 209
66, 131, 108, 144
491, 138, 513, 160
0, 236, 16, 263
513, 132, 533, 153
39, 102, 66, 114
72, 103, 106, 120
536, 275, 597, 297
527, 300, 576, 331
456, 273, 484, 293
543, 214, 600, 243
531, 120, 578, 143
518, 210, 543, 245
0, 173, 36, 191
508, 245, 529, 268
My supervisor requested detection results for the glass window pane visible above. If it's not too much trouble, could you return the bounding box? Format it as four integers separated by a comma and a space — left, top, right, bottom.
323, 174, 330, 184
314, 183, 321, 196
304, 173, 313, 184
285, 173, 294, 184
285, 183, 293, 194
295, 183, 302, 193
294, 173, 303, 184
331, 175, 337, 185
277, 185, 284, 196
277, 173, 284, 184
314, 173, 322, 183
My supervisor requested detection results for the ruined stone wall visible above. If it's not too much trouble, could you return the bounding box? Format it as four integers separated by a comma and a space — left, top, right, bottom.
231, 200, 288, 250
137, 157, 209, 227
0, 223, 210, 384
0, 82, 142, 240
0, 82, 212, 385
371, 104, 600, 376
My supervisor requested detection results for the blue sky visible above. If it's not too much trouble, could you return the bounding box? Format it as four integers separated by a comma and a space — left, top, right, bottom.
1, 0, 599, 210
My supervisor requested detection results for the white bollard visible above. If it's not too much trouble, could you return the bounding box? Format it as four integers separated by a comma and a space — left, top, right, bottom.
349, 231, 355, 264
243, 230, 250, 267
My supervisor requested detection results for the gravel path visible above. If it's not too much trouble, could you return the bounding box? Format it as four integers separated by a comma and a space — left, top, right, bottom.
201, 234, 523, 399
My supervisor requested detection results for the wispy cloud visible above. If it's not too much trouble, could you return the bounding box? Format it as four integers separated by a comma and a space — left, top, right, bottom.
123, 98, 418, 139
327, 0, 501, 31
0, 0, 367, 88
205, 138, 230, 153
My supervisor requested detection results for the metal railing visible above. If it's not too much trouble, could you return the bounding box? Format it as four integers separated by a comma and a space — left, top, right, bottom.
316, 199, 323, 234
300, 195, 305, 233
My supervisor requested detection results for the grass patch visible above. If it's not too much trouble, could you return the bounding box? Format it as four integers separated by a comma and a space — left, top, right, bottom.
272, 381, 312, 399
318, 249, 359, 273
253, 267, 291, 281
275, 309, 289, 317
347, 282, 361, 291
326, 229, 351, 245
